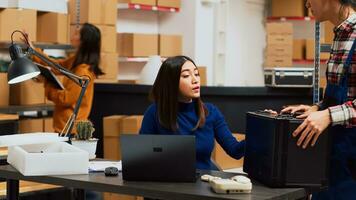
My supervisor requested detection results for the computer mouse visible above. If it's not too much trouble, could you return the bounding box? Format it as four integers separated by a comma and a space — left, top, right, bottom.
230, 175, 251, 184
104, 167, 119, 176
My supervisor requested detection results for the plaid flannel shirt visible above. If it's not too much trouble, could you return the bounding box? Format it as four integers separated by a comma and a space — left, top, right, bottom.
321, 14, 356, 127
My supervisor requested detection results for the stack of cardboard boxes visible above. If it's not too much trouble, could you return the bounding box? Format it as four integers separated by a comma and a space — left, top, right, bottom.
0, 0, 69, 133
265, 22, 293, 67
69, 0, 119, 81
103, 115, 144, 200
270, 0, 334, 64
116, 0, 182, 84
118, 0, 181, 8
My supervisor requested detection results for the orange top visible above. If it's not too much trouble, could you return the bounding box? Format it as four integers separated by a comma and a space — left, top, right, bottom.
33, 50, 96, 133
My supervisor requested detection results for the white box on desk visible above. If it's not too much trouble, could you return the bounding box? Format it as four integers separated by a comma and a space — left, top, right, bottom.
0, 133, 89, 176
0, 0, 68, 14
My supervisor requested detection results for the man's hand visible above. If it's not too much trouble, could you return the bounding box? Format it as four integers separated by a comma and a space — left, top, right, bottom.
292, 109, 331, 149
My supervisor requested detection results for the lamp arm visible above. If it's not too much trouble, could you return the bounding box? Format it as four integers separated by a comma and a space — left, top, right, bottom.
60, 79, 90, 137
26, 47, 91, 137
27, 47, 87, 87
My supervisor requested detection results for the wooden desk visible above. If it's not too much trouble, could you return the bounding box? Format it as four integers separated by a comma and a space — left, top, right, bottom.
0, 115, 18, 121
0, 165, 307, 200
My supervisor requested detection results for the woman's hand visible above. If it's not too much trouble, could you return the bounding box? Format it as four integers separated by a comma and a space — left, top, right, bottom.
292, 109, 331, 149
20, 31, 35, 49
281, 105, 319, 119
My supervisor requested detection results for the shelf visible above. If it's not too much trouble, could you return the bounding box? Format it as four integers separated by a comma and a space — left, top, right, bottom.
0, 42, 73, 50
321, 44, 331, 53
117, 3, 179, 13
293, 59, 328, 65
267, 16, 315, 21
118, 57, 167, 62
0, 104, 54, 119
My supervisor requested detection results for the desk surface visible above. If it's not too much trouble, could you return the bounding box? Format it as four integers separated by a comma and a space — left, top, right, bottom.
0, 165, 306, 200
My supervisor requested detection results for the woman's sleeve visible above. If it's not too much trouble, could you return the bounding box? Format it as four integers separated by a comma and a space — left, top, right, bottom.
212, 105, 246, 160
139, 105, 158, 135
45, 65, 92, 106
32, 48, 75, 71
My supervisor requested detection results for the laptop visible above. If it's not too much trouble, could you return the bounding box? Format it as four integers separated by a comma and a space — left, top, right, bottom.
120, 134, 196, 182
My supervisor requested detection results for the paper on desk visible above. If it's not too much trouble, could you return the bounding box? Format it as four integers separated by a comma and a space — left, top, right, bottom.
88, 161, 122, 172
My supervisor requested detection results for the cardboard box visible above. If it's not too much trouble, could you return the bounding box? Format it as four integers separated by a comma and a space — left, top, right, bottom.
104, 137, 120, 160
266, 23, 293, 35
266, 23, 293, 45
117, 33, 158, 57
0, 8, 37, 42
43, 118, 54, 132
10, 80, 45, 105
122, 115, 143, 134
101, 0, 118, 25
306, 39, 330, 60
69, 0, 100, 24
159, 35, 182, 57
99, 53, 119, 80
197, 66, 207, 86
103, 115, 126, 137
103, 193, 143, 200
293, 40, 306, 60
265, 55, 293, 67
118, 0, 156, 6
266, 44, 293, 56
103, 115, 142, 160
98, 25, 117, 53
212, 134, 245, 170
157, 0, 181, 8
0, 73, 9, 106
271, 0, 306, 17
18, 119, 44, 133
0, 0, 67, 14
69, 0, 117, 25
0, 133, 88, 176
37, 12, 69, 44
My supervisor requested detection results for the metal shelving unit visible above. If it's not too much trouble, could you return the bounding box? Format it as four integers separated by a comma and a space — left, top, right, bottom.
0, 42, 73, 50
267, 16, 315, 21
117, 3, 180, 12
118, 57, 167, 63
0, 104, 54, 119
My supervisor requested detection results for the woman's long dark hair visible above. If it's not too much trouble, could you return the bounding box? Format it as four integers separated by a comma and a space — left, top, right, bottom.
72, 23, 104, 76
340, 0, 356, 9
150, 56, 208, 131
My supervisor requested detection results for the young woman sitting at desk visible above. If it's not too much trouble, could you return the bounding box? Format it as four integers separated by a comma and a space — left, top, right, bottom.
139, 56, 245, 170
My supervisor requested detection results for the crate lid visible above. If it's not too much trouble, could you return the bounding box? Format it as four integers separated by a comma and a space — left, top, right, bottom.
0, 133, 68, 147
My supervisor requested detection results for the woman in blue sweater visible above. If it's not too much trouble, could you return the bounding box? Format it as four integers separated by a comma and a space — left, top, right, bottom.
139, 56, 245, 170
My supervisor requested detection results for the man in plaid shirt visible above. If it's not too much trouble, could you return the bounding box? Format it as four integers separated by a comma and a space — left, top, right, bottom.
281, 0, 356, 199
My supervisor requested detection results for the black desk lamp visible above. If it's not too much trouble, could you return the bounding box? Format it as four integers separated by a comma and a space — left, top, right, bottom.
7, 30, 90, 137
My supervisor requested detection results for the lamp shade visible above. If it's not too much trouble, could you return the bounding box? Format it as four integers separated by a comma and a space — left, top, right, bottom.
7, 44, 40, 84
